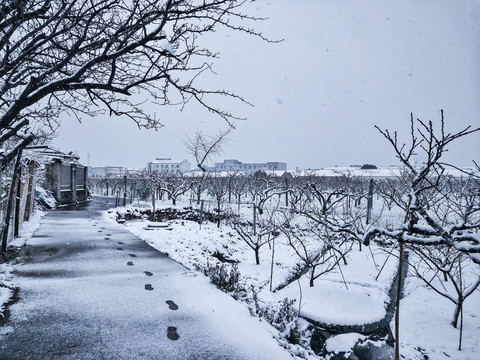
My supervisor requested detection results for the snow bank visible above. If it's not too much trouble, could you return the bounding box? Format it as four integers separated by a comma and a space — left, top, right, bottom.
325, 333, 366, 355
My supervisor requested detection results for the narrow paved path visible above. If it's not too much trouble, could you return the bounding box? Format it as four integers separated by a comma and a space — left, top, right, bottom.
0, 198, 290, 360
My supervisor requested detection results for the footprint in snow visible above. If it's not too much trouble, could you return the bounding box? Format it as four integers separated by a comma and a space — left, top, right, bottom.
117, 247, 124, 251
144, 271, 153, 276
166, 300, 178, 310
167, 326, 179, 341
118, 241, 124, 245
145, 284, 154, 291
127, 261, 134, 266
104, 237, 110, 240
128, 254, 137, 258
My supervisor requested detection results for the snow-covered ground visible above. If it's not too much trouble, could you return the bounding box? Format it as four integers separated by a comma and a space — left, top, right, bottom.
1, 210, 44, 319
108, 199, 480, 359
398, 276, 480, 360
2, 199, 479, 359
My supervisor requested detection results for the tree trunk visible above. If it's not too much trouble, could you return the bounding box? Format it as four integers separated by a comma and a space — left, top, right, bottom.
459, 301, 463, 351
254, 247, 260, 265
394, 240, 404, 360
458, 256, 463, 351
151, 190, 156, 222
14, 165, 22, 237
451, 300, 461, 329
310, 267, 315, 287
270, 238, 275, 291
1, 149, 23, 253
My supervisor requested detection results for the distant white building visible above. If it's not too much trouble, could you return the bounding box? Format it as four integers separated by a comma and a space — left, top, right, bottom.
147, 158, 191, 174
214, 159, 287, 173
88, 166, 143, 177
89, 166, 126, 177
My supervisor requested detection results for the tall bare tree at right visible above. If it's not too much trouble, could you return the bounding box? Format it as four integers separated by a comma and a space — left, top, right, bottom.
361, 111, 480, 359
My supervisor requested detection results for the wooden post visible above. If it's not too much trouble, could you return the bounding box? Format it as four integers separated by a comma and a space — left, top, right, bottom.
228, 178, 232, 203
253, 203, 257, 235
284, 178, 289, 207
270, 238, 275, 292
123, 176, 127, 207
24, 160, 36, 222
14, 162, 22, 237
199, 200, 204, 229
1, 149, 23, 253
151, 188, 156, 222
366, 178, 374, 224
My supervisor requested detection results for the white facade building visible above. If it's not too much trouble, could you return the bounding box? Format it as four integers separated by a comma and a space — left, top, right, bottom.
147, 158, 191, 174
214, 159, 287, 173
89, 166, 126, 177
88, 166, 143, 177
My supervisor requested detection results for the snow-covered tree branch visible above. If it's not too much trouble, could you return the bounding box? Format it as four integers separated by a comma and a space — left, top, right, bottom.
365, 111, 480, 263
1, 0, 265, 151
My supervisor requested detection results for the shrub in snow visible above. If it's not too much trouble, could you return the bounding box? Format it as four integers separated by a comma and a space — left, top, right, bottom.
250, 294, 311, 349
202, 261, 246, 300
201, 263, 314, 356
35, 186, 56, 209
260, 298, 303, 345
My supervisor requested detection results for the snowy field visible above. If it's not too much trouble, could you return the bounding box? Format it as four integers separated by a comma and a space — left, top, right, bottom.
1, 197, 479, 359
105, 199, 480, 359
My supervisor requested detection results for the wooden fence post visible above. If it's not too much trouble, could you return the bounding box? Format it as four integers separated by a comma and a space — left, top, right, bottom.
24, 160, 36, 222
366, 178, 374, 224
1, 149, 23, 253
14, 166, 22, 237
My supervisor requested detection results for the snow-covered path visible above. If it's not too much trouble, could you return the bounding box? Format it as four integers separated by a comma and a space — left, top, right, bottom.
0, 198, 291, 359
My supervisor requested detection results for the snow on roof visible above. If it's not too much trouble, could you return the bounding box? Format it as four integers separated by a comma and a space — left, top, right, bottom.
25, 146, 82, 165
150, 158, 189, 164
289, 166, 479, 178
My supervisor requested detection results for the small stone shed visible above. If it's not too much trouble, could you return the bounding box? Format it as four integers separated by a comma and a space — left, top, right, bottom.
27, 146, 89, 205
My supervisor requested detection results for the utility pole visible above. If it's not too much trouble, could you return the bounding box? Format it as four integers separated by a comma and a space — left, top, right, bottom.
366, 179, 374, 224
123, 176, 127, 207
253, 203, 257, 235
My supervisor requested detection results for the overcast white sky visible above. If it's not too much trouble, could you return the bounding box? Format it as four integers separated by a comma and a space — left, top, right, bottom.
53, 0, 480, 170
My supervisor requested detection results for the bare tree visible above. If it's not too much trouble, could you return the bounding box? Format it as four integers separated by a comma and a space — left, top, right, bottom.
151, 171, 191, 206
207, 173, 228, 227
229, 171, 247, 214
361, 111, 480, 360
1, 0, 266, 156
184, 127, 233, 173
228, 202, 280, 265
278, 211, 350, 288
409, 246, 480, 331
184, 127, 233, 208
364, 112, 480, 262
0, 0, 267, 250
247, 171, 288, 213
